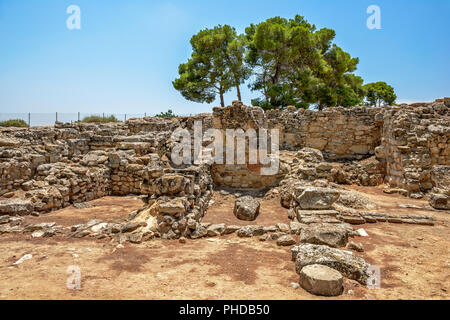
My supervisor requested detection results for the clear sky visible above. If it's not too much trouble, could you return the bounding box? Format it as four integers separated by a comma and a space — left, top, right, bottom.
0, 0, 449, 115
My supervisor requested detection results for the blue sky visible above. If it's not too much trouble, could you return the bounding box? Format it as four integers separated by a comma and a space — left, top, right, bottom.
0, 0, 449, 115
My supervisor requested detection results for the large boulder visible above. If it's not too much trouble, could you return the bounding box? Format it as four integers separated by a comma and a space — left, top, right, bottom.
293, 187, 340, 210
300, 224, 349, 248
0, 199, 33, 216
299, 264, 344, 296
234, 196, 260, 221
293, 243, 371, 284
429, 193, 450, 210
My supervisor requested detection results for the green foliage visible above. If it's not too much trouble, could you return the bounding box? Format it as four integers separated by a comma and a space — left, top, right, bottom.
81, 115, 120, 123
175, 15, 369, 110
245, 15, 365, 110
0, 119, 29, 128
156, 109, 177, 118
173, 25, 249, 107
363, 82, 397, 107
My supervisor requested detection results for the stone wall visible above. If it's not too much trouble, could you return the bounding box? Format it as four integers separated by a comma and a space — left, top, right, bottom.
211, 102, 384, 189
266, 105, 383, 160
0, 98, 449, 217
377, 99, 450, 198
211, 101, 286, 189
0, 115, 212, 212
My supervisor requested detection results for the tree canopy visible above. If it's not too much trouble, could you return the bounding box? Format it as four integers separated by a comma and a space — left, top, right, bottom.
363, 82, 397, 107
173, 15, 395, 110
172, 25, 248, 107
245, 15, 365, 110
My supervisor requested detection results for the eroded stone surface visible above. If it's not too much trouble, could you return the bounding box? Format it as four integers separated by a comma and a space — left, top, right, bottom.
299, 264, 344, 296
293, 243, 371, 284
233, 196, 260, 221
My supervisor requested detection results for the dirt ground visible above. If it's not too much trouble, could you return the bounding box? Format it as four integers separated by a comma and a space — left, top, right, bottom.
0, 187, 449, 300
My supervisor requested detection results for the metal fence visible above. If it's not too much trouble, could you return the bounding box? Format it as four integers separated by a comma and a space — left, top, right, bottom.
0, 112, 192, 128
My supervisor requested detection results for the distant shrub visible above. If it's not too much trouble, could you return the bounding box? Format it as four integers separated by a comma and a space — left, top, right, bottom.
0, 119, 29, 128
156, 109, 177, 118
80, 115, 120, 123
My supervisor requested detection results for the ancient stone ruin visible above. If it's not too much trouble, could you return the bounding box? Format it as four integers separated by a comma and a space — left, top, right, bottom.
0, 98, 448, 296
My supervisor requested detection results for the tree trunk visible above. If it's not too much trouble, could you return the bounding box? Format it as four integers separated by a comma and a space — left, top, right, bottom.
236, 84, 241, 102
220, 92, 225, 107
263, 85, 268, 106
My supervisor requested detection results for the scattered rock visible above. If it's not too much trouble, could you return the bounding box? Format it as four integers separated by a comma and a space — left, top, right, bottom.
190, 225, 208, 239
31, 230, 44, 238
276, 235, 296, 246
276, 223, 290, 233
73, 202, 93, 209
300, 224, 349, 248
233, 196, 260, 221
206, 223, 226, 237
293, 243, 371, 284
290, 282, 300, 289
429, 193, 449, 210
356, 228, 368, 237
121, 222, 144, 233
237, 225, 265, 237
0, 199, 33, 216
224, 225, 240, 234
299, 264, 344, 296
289, 221, 303, 235
347, 242, 364, 252
13, 254, 32, 265
398, 203, 423, 209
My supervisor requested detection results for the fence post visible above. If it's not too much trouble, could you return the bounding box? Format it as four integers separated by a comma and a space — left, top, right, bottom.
103, 113, 105, 120
28, 113, 31, 127
56, 112, 58, 123
125, 114, 127, 121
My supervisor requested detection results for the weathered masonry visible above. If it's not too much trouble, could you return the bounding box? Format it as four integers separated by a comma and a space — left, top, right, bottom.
0, 98, 449, 221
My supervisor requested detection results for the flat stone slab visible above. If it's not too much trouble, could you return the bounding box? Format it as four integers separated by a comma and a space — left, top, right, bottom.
293, 187, 340, 210
293, 243, 371, 284
299, 264, 344, 296
300, 224, 349, 248
0, 199, 33, 216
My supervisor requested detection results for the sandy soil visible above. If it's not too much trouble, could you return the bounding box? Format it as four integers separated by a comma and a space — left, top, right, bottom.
0, 187, 449, 300
203, 192, 290, 226
23, 196, 144, 227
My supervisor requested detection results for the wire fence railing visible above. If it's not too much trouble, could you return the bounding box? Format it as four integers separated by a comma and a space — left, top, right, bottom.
0, 112, 193, 128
